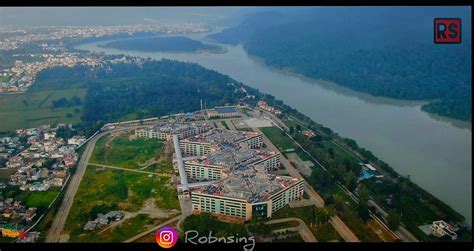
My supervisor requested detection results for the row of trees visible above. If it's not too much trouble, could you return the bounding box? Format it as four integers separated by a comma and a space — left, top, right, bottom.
51, 96, 82, 108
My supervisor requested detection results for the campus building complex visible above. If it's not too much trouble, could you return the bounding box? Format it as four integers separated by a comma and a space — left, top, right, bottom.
206, 106, 239, 118
135, 122, 211, 141
170, 126, 303, 222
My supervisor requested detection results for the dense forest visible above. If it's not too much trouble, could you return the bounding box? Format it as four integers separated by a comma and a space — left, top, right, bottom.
208, 7, 472, 121
99, 36, 222, 53
32, 57, 247, 135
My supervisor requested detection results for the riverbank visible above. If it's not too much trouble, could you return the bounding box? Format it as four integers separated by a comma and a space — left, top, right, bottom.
74, 36, 471, 224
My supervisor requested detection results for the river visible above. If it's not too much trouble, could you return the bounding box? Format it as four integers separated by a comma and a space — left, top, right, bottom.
75, 34, 472, 224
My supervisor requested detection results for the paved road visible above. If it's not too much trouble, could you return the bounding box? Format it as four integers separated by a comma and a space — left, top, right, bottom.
45, 130, 102, 242
266, 217, 317, 242
124, 215, 182, 243
254, 128, 360, 242
45, 126, 144, 243
87, 162, 172, 177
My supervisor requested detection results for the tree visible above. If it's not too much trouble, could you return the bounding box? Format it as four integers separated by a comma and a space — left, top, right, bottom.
358, 184, 370, 204
326, 204, 336, 217
332, 194, 346, 212
328, 147, 335, 159
315, 207, 329, 224
247, 214, 269, 238
357, 184, 370, 221
343, 171, 357, 191
295, 124, 302, 132
357, 203, 370, 222
387, 209, 402, 230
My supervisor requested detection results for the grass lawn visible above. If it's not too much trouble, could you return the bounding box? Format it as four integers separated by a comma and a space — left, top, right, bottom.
24, 190, 60, 208
64, 165, 179, 241
283, 119, 302, 129
0, 169, 17, 182
90, 133, 164, 170
320, 140, 360, 164
221, 121, 230, 130
295, 148, 312, 161
0, 88, 86, 131
242, 107, 253, 117
142, 160, 174, 174
260, 126, 296, 151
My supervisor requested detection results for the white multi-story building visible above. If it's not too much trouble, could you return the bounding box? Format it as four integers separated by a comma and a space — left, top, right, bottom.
191, 174, 304, 221
135, 122, 211, 141
179, 140, 212, 156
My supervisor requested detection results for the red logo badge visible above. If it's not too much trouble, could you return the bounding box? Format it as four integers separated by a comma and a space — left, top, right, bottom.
434, 18, 461, 44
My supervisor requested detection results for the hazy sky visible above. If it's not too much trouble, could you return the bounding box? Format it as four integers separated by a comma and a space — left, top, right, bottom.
0, 7, 256, 26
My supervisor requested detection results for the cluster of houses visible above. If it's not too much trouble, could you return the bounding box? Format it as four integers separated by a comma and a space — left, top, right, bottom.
83, 211, 124, 231
0, 125, 84, 240
0, 136, 26, 162
0, 198, 37, 238
256, 100, 282, 115
5, 125, 83, 192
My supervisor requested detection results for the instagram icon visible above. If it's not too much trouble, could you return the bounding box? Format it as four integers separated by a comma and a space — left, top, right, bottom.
156, 226, 178, 248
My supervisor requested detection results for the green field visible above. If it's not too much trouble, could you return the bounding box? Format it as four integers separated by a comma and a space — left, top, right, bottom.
0, 88, 86, 131
142, 161, 174, 174
64, 165, 179, 242
84, 214, 156, 242
90, 133, 165, 170
295, 148, 312, 161
320, 140, 360, 164
24, 190, 60, 208
0, 169, 16, 182
260, 126, 296, 151
221, 121, 230, 130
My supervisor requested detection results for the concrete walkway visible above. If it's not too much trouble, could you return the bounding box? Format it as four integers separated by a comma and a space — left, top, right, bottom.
124, 215, 182, 243
87, 162, 172, 177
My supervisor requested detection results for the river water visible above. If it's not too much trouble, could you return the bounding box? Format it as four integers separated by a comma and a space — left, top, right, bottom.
76, 34, 472, 224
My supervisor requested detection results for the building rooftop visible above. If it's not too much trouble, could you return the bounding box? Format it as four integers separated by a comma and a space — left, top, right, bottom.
186, 148, 277, 168
144, 122, 209, 134
184, 128, 260, 147
215, 106, 237, 114
194, 168, 300, 203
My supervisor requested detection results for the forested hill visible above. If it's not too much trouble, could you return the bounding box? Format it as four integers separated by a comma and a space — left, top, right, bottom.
99, 36, 221, 53
32, 58, 247, 135
208, 7, 472, 121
